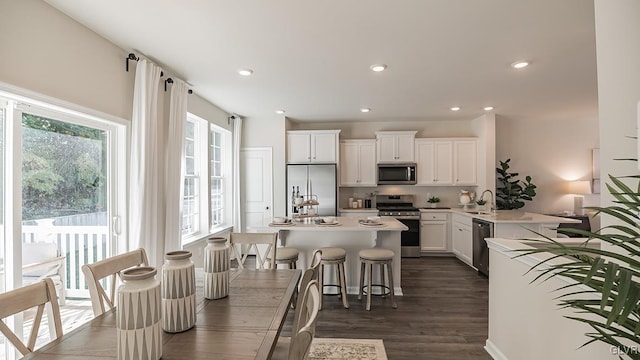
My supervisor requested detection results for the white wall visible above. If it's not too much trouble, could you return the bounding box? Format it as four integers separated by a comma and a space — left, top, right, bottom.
594, 0, 640, 225
0, 0, 133, 120
0, 1, 228, 127
496, 113, 599, 215
242, 115, 287, 216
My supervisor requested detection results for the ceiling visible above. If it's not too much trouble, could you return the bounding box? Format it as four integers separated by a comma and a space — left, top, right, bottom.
44, 0, 598, 123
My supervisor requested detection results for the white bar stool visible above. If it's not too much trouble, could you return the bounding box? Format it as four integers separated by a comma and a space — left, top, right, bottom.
317, 247, 349, 310
358, 248, 397, 311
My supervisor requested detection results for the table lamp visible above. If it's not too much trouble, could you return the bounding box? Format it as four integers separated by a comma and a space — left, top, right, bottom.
568, 180, 591, 215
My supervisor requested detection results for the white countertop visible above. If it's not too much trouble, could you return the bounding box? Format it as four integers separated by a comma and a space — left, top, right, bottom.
449, 209, 581, 224
265, 216, 407, 231
486, 236, 600, 271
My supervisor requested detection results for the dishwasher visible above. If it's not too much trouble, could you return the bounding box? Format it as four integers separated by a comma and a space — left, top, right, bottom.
472, 218, 494, 276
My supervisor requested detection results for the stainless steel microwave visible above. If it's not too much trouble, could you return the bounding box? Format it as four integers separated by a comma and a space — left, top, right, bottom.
377, 163, 417, 185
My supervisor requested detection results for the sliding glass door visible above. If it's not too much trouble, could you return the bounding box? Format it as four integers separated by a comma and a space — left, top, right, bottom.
1, 96, 126, 358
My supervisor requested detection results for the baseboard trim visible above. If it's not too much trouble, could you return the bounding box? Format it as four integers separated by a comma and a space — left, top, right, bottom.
485, 339, 508, 360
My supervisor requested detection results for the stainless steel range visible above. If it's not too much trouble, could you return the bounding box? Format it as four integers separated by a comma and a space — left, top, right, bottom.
376, 195, 420, 258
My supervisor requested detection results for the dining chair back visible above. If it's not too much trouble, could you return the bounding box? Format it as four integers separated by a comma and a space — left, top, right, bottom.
292, 249, 322, 311
0, 278, 62, 356
229, 232, 278, 269
81, 248, 149, 316
288, 279, 321, 360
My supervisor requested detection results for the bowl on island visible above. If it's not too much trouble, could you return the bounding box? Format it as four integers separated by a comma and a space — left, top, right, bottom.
272, 217, 287, 224
321, 216, 336, 223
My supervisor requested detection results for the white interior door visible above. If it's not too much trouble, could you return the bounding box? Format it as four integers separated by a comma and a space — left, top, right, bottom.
241, 148, 273, 231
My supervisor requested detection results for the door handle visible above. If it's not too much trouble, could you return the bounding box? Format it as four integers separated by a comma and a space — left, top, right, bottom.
265, 206, 270, 210
112, 216, 121, 236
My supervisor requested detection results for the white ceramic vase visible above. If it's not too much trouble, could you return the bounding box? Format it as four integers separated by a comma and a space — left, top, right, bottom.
204, 237, 230, 299
162, 250, 196, 333
117, 266, 162, 360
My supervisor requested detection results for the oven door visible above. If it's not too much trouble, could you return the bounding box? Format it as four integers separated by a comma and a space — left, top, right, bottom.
396, 217, 420, 258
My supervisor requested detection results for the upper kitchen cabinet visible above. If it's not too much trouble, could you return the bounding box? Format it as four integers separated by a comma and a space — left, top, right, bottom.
287, 130, 341, 164
375, 131, 417, 163
340, 139, 376, 186
415, 138, 478, 186
415, 139, 453, 185
453, 139, 477, 185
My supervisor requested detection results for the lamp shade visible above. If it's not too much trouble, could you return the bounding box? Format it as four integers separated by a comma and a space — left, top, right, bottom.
568, 180, 591, 195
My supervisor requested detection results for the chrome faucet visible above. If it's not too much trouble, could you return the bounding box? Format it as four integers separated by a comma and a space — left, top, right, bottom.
479, 190, 495, 214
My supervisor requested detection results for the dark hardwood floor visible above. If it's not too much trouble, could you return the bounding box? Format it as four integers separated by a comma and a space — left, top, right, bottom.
283, 256, 491, 360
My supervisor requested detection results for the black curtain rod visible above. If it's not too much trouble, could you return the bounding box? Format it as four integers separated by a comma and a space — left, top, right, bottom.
126, 53, 193, 94
125, 53, 139, 72
165, 77, 193, 94
125, 52, 164, 77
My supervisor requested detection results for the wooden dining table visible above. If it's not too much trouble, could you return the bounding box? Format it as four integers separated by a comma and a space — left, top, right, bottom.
23, 268, 301, 360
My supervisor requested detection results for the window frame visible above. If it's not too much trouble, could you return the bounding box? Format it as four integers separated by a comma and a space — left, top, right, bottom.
181, 114, 232, 245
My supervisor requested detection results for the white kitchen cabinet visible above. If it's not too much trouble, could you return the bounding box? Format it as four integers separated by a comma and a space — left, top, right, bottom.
339, 140, 376, 186
415, 139, 453, 185
415, 138, 477, 186
287, 130, 340, 164
451, 214, 473, 266
375, 131, 417, 163
420, 211, 449, 251
453, 139, 477, 185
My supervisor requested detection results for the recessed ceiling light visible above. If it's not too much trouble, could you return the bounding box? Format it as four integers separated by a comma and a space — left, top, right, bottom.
275, 110, 285, 114
484, 106, 494, 111
360, 108, 371, 113
450, 106, 461, 111
238, 69, 254, 76
370, 64, 387, 72
511, 61, 529, 69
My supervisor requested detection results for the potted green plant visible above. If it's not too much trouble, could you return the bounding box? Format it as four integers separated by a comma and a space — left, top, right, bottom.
427, 195, 440, 208
476, 199, 487, 211
519, 158, 640, 356
496, 158, 537, 210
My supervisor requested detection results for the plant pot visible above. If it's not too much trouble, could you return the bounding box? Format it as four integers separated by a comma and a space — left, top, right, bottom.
162, 250, 196, 333
430, 203, 438, 208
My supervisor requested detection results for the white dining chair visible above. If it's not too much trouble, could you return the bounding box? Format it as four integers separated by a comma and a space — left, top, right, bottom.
272, 279, 321, 360
0, 278, 62, 356
229, 232, 278, 269
81, 248, 149, 316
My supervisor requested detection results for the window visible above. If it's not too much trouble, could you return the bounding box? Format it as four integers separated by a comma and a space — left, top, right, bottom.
210, 126, 224, 226
182, 119, 199, 236
181, 114, 231, 244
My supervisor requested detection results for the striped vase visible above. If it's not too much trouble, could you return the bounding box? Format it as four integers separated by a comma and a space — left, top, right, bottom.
117, 266, 162, 360
204, 237, 230, 299
161, 250, 196, 333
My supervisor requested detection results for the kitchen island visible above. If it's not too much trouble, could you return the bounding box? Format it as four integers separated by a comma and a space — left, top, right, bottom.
261, 216, 407, 295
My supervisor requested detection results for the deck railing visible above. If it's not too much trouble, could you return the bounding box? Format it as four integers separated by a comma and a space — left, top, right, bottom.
22, 225, 109, 298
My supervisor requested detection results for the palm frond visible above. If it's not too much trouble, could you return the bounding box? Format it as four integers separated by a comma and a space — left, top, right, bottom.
516, 170, 640, 357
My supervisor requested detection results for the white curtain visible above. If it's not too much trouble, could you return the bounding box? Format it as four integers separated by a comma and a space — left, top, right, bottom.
129, 59, 163, 267
232, 116, 243, 232
164, 79, 189, 255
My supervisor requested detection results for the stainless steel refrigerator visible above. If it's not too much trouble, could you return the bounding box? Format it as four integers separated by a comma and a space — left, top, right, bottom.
286, 164, 337, 217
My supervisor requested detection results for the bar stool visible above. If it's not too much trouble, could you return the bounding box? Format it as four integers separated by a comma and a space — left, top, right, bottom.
358, 248, 397, 311
274, 247, 299, 269
317, 247, 349, 310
